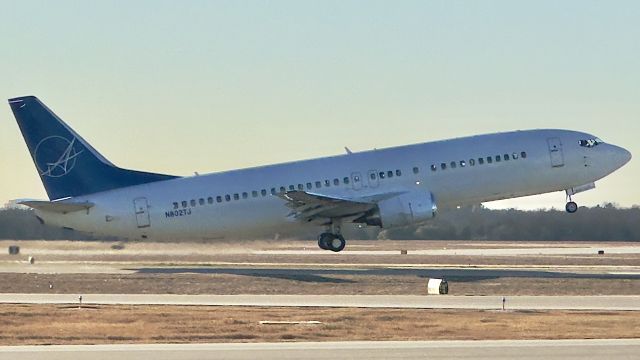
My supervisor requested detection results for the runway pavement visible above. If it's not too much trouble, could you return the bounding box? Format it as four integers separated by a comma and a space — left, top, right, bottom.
1, 339, 639, 360
1, 293, 639, 310
255, 245, 640, 256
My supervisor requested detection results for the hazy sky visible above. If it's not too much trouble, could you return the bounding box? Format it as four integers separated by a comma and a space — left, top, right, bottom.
1, 1, 638, 209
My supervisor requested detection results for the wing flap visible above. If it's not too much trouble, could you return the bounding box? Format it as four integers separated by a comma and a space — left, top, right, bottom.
19, 200, 94, 214
278, 191, 375, 222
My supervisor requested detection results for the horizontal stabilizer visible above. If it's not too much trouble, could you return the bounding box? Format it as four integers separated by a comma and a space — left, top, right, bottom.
19, 200, 94, 214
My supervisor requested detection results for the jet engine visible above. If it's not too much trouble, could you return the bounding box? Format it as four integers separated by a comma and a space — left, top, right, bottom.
365, 191, 437, 228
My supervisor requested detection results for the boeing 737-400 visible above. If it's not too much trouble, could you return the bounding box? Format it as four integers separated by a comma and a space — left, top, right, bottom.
8, 96, 632, 251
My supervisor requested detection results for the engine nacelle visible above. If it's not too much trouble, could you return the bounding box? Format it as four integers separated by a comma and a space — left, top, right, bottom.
373, 191, 437, 229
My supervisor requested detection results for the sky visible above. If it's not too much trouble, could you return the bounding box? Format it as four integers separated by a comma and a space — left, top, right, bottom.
0, 1, 638, 209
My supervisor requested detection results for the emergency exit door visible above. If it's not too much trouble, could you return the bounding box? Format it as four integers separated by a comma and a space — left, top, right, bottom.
547, 137, 564, 168
134, 197, 151, 228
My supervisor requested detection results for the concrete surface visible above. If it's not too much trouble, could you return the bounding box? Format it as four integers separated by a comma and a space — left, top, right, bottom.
1, 339, 639, 360
1, 294, 639, 310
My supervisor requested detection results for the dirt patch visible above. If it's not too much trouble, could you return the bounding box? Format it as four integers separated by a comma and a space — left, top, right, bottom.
1, 272, 639, 296
0, 304, 638, 345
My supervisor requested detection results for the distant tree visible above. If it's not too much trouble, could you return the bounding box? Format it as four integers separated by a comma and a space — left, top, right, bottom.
1, 204, 638, 241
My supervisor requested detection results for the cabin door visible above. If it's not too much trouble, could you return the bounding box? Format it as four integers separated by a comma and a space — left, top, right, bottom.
133, 197, 151, 228
547, 137, 564, 168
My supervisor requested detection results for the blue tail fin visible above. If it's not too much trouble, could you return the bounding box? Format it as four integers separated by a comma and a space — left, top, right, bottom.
9, 96, 179, 200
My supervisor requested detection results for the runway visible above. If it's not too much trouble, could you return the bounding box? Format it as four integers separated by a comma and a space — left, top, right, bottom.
1, 339, 638, 360
256, 245, 640, 256
1, 293, 639, 310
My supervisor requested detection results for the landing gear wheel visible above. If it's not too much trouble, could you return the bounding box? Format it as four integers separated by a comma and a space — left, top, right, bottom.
327, 235, 346, 253
317, 233, 346, 252
566, 201, 578, 214
318, 233, 332, 250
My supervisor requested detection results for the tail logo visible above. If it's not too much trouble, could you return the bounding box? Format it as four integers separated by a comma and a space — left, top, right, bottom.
34, 136, 84, 178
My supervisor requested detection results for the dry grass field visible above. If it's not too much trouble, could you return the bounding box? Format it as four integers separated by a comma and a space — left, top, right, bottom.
1, 273, 639, 296
0, 304, 639, 345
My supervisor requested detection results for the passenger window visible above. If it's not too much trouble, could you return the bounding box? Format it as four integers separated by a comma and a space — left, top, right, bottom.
315, 181, 322, 188
297, 184, 304, 190
413, 167, 419, 174
289, 185, 295, 191
521, 151, 527, 158
182, 201, 188, 208
325, 180, 331, 187
354, 175, 360, 182
190, 199, 196, 207
431, 164, 437, 171
495, 155, 501, 162
199, 198, 205, 205
370, 173, 376, 180
306, 182, 312, 189
271, 188, 277, 195
460, 160, 466, 167
396, 169, 402, 176
379, 172, 386, 179
343, 177, 350, 185
173, 202, 179, 209
450, 161, 457, 169
512, 152, 519, 159
225, 195, 231, 202
387, 171, 393, 178
207, 197, 213, 204
333, 179, 339, 186
216, 196, 222, 203
280, 186, 286, 193
478, 158, 484, 165
261, 189, 267, 196
469, 159, 475, 166
441, 163, 447, 170
252, 190, 258, 197
504, 154, 509, 161
233, 194, 239, 201
487, 157, 493, 164
242, 192, 248, 199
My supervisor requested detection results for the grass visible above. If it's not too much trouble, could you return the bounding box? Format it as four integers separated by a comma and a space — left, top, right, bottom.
0, 304, 639, 345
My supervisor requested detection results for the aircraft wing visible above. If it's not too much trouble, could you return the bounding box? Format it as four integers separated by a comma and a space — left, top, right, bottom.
19, 200, 94, 214
278, 191, 375, 225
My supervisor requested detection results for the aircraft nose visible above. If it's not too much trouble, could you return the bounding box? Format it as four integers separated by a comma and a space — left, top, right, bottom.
612, 145, 632, 167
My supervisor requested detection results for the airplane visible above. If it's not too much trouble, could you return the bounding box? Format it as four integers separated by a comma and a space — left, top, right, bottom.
8, 96, 632, 252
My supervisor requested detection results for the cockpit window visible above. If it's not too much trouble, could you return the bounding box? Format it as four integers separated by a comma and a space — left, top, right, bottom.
579, 138, 603, 148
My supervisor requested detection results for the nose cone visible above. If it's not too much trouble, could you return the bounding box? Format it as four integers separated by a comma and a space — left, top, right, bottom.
612, 145, 632, 168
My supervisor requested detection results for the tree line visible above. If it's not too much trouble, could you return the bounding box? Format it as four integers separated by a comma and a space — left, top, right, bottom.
0, 205, 638, 241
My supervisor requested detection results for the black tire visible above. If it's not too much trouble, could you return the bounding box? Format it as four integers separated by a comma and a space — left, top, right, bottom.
328, 234, 346, 252
566, 201, 578, 213
318, 233, 332, 250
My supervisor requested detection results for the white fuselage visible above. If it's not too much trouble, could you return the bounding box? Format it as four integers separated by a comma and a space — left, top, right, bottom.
37, 129, 631, 240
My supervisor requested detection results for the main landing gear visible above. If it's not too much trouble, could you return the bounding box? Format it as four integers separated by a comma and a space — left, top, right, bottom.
318, 221, 346, 252
565, 194, 578, 214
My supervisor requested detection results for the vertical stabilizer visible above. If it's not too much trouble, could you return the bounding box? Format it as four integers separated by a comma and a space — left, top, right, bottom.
9, 96, 178, 200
